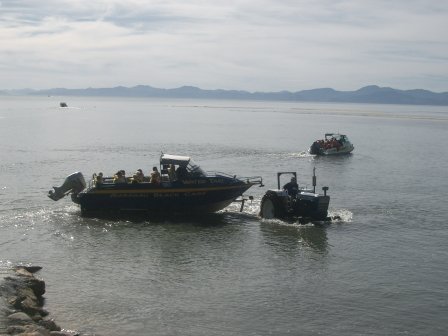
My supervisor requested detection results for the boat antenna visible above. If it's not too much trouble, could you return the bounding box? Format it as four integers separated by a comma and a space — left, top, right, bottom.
313, 167, 316, 193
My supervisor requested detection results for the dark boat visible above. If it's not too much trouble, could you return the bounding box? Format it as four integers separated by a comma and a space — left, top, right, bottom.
48, 154, 263, 216
59, 102, 68, 107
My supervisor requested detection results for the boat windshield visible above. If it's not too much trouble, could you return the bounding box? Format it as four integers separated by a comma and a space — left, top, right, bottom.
186, 159, 205, 177
325, 133, 347, 141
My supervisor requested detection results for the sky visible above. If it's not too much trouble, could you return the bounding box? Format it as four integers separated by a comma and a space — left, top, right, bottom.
1, 0, 447, 92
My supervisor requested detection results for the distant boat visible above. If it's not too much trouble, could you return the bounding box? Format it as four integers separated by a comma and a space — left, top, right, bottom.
60, 102, 68, 107
309, 133, 354, 155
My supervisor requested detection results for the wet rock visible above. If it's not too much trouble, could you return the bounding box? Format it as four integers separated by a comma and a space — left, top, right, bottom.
1, 308, 15, 316
8, 324, 51, 335
14, 268, 33, 278
6, 286, 47, 321
14, 266, 43, 274
7, 312, 33, 324
3, 276, 45, 299
20, 297, 48, 319
38, 319, 61, 332
22, 278, 46, 298
5, 325, 28, 334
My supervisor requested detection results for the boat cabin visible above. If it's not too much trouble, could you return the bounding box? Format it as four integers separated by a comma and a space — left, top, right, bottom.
159, 154, 205, 181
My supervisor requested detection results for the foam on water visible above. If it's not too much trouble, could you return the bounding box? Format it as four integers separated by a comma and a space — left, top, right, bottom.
329, 208, 353, 222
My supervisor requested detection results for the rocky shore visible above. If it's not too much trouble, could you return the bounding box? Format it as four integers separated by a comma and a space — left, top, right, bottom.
0, 266, 85, 336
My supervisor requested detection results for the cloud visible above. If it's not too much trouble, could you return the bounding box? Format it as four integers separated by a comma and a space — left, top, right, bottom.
1, 0, 447, 91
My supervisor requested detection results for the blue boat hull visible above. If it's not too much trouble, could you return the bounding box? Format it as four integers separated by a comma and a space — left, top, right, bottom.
74, 180, 253, 215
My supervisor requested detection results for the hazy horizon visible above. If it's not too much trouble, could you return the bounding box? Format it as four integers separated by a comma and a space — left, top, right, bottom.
2, 84, 447, 94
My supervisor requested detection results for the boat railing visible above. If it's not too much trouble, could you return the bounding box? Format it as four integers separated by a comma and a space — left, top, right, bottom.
205, 171, 235, 178
88, 175, 130, 188
206, 171, 263, 186
242, 175, 264, 186
88, 172, 264, 188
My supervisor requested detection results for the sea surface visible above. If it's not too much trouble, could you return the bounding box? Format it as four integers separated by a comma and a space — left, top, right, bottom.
1, 96, 447, 335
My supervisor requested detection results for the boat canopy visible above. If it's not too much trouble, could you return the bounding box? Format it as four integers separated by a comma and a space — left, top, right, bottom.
160, 154, 191, 166
325, 133, 348, 140
160, 153, 205, 176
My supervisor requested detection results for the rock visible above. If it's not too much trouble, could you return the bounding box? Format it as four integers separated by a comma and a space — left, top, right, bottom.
3, 275, 46, 298
20, 296, 48, 318
39, 319, 61, 332
1, 307, 16, 315
6, 285, 47, 320
8, 324, 51, 335
15, 266, 43, 274
23, 277, 46, 297
7, 311, 33, 323
6, 325, 28, 334
15, 268, 34, 277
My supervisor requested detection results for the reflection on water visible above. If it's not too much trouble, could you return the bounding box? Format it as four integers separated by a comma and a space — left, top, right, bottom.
259, 220, 329, 254
71, 211, 235, 227
311, 153, 354, 164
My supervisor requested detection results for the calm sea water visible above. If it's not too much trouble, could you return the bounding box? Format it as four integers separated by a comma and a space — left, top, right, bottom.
1, 96, 447, 335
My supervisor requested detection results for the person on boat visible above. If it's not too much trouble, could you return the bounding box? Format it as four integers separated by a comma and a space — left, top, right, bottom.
113, 170, 126, 184
131, 174, 139, 184
168, 164, 176, 181
95, 172, 103, 185
150, 167, 161, 184
175, 165, 188, 181
133, 169, 144, 183
283, 176, 299, 197
120, 170, 127, 182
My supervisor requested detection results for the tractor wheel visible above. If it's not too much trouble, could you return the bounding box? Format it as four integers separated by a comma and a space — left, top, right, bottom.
259, 192, 287, 219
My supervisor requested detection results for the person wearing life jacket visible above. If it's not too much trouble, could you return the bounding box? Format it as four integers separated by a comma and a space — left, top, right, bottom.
113, 170, 126, 184
133, 169, 144, 183
150, 167, 161, 184
95, 172, 103, 185
168, 164, 176, 181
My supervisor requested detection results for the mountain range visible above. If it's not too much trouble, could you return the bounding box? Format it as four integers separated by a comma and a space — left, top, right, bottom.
2, 85, 448, 106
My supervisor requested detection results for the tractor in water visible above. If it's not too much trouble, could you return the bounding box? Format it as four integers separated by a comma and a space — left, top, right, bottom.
259, 169, 334, 223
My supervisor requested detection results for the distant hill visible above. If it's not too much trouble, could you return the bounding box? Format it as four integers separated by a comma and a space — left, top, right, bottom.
2, 85, 448, 106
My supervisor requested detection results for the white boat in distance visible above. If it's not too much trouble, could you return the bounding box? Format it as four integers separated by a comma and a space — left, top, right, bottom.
309, 133, 354, 155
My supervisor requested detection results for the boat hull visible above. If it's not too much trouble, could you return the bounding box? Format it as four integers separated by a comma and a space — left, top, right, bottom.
317, 145, 354, 155
75, 181, 253, 216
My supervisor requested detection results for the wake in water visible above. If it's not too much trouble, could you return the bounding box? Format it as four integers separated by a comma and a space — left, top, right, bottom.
257, 209, 353, 227
289, 151, 313, 158
329, 208, 353, 222
222, 198, 353, 225
2, 197, 352, 234
265, 151, 313, 159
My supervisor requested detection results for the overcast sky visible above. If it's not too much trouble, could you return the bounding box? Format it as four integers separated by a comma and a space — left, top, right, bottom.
1, 0, 447, 92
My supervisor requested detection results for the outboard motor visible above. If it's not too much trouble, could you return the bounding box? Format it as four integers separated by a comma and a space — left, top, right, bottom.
48, 172, 86, 201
